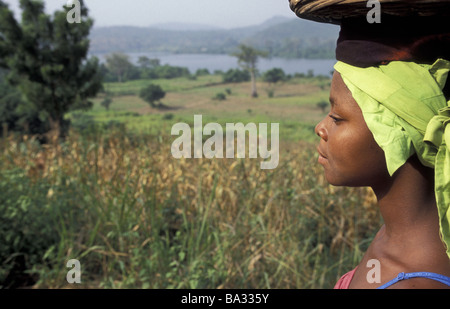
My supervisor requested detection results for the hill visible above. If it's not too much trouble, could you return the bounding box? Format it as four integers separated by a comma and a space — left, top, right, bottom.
89, 16, 339, 59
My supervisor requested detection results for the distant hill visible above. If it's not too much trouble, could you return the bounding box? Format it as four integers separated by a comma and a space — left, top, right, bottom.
149, 22, 223, 32
89, 16, 339, 59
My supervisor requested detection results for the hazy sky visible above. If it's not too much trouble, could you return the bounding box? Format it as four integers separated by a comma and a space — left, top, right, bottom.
3, 0, 297, 28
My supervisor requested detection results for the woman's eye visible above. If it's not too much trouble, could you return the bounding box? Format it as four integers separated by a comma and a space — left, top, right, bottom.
328, 114, 343, 123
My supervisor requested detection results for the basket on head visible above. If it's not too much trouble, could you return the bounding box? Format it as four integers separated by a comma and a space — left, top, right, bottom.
289, 0, 450, 24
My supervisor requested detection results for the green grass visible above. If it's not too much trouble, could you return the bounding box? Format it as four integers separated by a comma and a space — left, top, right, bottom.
0, 74, 381, 289
103, 75, 223, 95
0, 128, 379, 289
72, 74, 331, 143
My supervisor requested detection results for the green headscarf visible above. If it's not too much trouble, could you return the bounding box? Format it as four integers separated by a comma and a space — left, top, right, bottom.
334, 59, 450, 258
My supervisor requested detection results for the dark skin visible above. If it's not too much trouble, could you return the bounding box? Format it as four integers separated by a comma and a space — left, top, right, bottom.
315, 72, 450, 289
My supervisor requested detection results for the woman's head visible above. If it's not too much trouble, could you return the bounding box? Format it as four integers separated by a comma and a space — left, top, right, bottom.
316, 59, 450, 258
315, 71, 389, 187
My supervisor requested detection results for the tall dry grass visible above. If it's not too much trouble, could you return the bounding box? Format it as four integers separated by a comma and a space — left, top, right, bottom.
0, 126, 380, 288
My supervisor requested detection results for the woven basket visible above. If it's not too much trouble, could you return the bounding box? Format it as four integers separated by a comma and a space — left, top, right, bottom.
289, 0, 450, 24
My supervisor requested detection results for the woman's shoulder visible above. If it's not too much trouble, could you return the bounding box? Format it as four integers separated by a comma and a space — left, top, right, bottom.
348, 259, 450, 289
349, 242, 450, 289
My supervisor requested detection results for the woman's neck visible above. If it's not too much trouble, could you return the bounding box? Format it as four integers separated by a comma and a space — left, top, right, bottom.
372, 156, 438, 242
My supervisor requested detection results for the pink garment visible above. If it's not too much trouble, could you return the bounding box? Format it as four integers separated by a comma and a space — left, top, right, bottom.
334, 268, 357, 289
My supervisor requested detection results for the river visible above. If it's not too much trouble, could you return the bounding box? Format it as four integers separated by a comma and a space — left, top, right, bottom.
94, 52, 337, 77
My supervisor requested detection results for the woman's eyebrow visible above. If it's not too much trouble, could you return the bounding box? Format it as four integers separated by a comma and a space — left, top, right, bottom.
329, 96, 337, 107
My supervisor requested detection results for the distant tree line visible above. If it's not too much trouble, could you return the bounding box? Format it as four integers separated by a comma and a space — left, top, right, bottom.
100, 53, 192, 82
100, 48, 332, 86
100, 52, 254, 84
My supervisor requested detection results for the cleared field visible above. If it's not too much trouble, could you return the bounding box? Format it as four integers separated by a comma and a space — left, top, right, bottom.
77, 75, 331, 142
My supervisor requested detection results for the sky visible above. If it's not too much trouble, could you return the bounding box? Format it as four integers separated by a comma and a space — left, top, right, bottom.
3, 0, 297, 29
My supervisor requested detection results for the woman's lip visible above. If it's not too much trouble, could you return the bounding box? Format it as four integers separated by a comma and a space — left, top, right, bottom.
317, 147, 328, 164
317, 147, 327, 159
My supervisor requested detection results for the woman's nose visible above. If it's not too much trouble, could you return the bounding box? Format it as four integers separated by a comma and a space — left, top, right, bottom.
315, 119, 328, 141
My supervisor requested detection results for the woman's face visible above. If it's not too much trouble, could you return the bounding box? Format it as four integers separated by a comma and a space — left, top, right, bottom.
315, 72, 390, 187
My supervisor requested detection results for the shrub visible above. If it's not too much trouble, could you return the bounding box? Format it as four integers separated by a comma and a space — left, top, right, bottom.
0, 168, 86, 288
212, 92, 226, 101
195, 68, 210, 76
152, 65, 190, 79
262, 68, 286, 84
163, 113, 174, 121
266, 89, 275, 98
222, 69, 250, 83
100, 96, 113, 111
139, 84, 166, 108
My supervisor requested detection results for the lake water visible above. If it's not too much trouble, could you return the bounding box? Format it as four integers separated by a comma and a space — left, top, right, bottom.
95, 52, 337, 77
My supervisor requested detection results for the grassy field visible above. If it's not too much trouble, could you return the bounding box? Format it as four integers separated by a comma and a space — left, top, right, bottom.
0, 74, 381, 289
74, 74, 331, 141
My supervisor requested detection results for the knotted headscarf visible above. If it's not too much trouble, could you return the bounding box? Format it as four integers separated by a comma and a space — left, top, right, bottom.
335, 59, 450, 258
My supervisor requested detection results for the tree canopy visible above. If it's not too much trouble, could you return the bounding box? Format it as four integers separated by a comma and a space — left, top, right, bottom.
262, 68, 287, 85
231, 44, 268, 98
0, 0, 103, 137
105, 53, 134, 83
139, 84, 166, 108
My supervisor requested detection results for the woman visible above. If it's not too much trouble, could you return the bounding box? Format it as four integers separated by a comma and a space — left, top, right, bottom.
289, 0, 450, 288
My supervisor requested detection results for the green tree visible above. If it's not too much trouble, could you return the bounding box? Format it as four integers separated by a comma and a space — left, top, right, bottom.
0, 68, 45, 135
231, 44, 268, 98
105, 52, 134, 83
222, 69, 250, 83
153, 64, 190, 79
101, 95, 113, 111
139, 84, 166, 108
137, 56, 160, 69
195, 68, 210, 76
137, 56, 160, 79
262, 68, 286, 98
0, 0, 103, 137
263, 68, 286, 84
